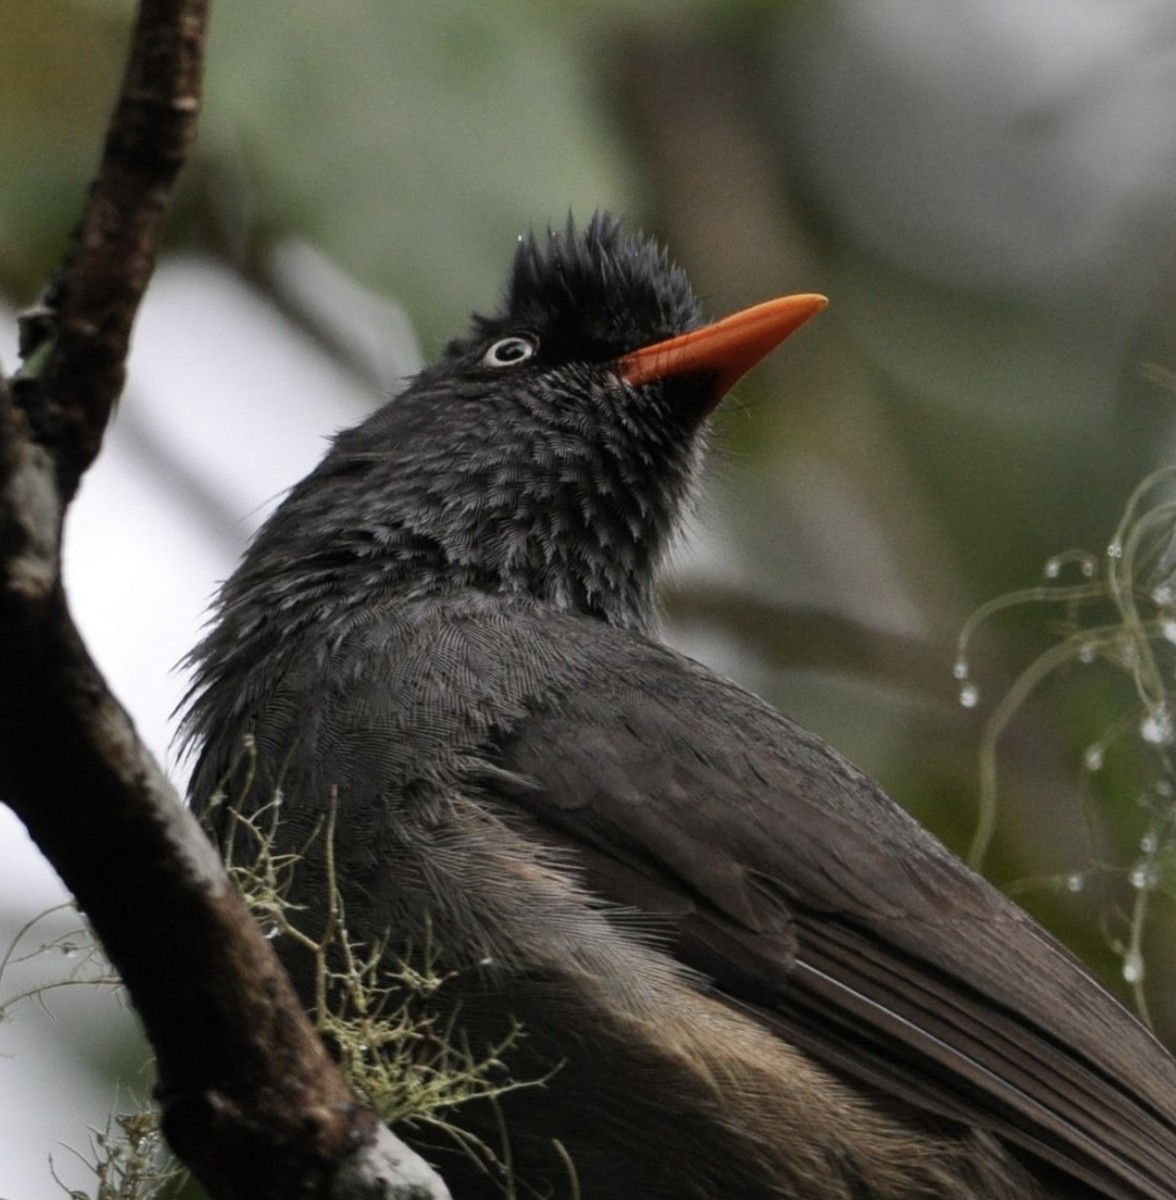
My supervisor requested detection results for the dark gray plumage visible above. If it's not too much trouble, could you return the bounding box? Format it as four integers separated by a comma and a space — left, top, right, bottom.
183, 214, 1176, 1200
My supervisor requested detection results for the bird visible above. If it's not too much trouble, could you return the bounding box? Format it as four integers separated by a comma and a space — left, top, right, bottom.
182, 213, 1176, 1200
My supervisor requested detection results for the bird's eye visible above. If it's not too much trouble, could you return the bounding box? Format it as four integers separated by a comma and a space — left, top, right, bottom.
482, 335, 538, 368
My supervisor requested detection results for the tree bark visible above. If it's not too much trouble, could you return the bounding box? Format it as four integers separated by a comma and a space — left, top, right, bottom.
0, 3, 448, 1197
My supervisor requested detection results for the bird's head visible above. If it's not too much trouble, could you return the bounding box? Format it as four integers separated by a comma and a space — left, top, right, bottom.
227, 214, 824, 634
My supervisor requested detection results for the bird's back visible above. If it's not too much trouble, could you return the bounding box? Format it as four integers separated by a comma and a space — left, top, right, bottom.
188, 594, 1176, 1200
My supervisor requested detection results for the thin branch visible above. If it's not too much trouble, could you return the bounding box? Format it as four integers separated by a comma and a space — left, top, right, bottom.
15, 0, 206, 499
665, 582, 949, 697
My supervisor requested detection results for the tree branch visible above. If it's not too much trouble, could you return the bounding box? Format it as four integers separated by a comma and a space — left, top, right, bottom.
17, 0, 204, 499
0, 3, 448, 1197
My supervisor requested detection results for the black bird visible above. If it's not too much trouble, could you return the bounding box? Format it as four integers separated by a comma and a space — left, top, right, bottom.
184, 214, 1176, 1200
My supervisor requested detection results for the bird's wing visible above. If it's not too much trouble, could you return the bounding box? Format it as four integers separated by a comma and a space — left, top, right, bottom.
483, 614, 1176, 1200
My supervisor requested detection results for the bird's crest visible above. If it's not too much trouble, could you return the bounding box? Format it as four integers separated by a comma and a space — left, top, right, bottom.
470, 212, 703, 360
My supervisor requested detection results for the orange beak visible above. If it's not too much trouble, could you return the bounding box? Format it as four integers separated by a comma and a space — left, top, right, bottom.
617, 293, 827, 401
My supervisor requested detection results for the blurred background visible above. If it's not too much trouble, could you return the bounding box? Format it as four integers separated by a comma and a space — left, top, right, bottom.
3, 0, 1176, 1194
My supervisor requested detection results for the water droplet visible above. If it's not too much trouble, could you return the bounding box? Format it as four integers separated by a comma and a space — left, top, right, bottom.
1043, 556, 1062, 580
1107, 538, 1124, 560
952, 657, 969, 681
1140, 831, 1159, 854
1080, 555, 1097, 578
1130, 863, 1157, 890
1163, 620, 1176, 644
1141, 706, 1175, 746
60, 941, 79, 959
261, 922, 281, 941
1154, 583, 1176, 606
959, 682, 980, 708
1065, 872, 1086, 893
1082, 744, 1105, 772
1077, 641, 1098, 664
1122, 949, 1145, 984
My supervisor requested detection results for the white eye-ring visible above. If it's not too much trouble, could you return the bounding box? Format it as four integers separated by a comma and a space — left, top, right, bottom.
482, 334, 538, 368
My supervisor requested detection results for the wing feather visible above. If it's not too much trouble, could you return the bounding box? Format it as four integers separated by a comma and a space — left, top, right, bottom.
487, 612, 1176, 1200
